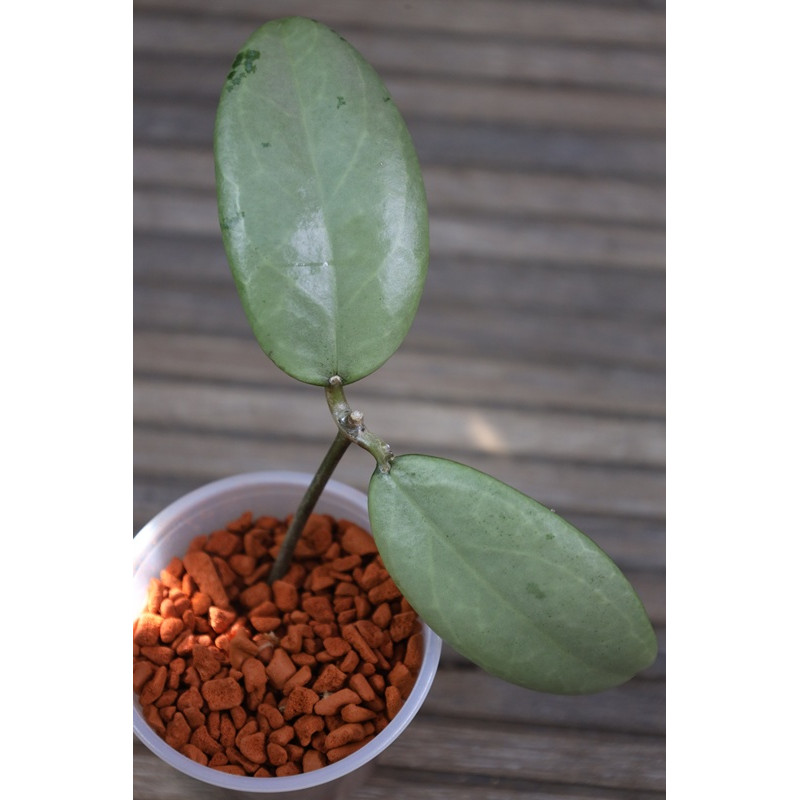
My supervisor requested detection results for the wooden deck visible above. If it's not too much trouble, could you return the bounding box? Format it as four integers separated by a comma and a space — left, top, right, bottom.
133, 1, 665, 797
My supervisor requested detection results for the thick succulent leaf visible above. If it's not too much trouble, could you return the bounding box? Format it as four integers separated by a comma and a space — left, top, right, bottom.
368, 455, 657, 694
214, 17, 429, 385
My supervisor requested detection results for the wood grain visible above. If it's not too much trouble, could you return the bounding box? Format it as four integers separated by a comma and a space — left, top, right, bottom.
133, 1, 665, 796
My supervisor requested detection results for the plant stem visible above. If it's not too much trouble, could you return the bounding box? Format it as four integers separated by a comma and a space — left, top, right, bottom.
268, 429, 351, 583
268, 376, 392, 583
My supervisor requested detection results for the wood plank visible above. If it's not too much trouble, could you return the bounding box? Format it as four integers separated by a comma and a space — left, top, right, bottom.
133, 282, 664, 370
416, 670, 663, 734
409, 119, 665, 179
354, 32, 665, 94
376, 717, 665, 791
132, 0, 666, 48
423, 257, 664, 318
134, 101, 665, 179
133, 331, 665, 416
133, 55, 663, 134
133, 378, 664, 468
133, 16, 665, 92
132, 428, 664, 519
386, 77, 663, 134
408, 300, 664, 369
133, 231, 665, 320
133, 737, 663, 800
430, 214, 664, 271
133, 188, 665, 271
425, 166, 664, 226
134, 146, 665, 226
353, 771, 666, 800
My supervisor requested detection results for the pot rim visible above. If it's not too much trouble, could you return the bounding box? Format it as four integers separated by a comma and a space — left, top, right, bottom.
133, 470, 442, 793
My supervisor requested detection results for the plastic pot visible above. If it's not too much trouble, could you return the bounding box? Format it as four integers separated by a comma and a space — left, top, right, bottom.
133, 471, 442, 799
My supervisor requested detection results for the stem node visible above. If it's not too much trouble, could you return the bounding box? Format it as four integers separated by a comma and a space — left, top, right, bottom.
326, 378, 393, 472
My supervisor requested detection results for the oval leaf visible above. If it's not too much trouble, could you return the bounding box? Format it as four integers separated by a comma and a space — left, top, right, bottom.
369, 455, 657, 694
214, 17, 429, 386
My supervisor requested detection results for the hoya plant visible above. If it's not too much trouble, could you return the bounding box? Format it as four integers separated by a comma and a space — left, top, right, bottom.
214, 17, 656, 696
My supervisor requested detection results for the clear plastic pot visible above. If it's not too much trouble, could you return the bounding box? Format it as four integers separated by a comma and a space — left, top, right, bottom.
133, 471, 442, 799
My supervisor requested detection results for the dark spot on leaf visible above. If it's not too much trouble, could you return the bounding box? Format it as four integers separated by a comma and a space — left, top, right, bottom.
261, 142, 271, 148
336, 96, 346, 109
220, 211, 245, 231
226, 49, 260, 91
526, 582, 546, 600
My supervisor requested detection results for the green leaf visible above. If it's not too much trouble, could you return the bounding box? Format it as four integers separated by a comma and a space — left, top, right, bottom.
214, 17, 429, 386
368, 455, 657, 694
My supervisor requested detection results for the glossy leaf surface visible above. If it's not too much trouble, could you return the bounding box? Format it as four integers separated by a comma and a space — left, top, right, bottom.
214, 17, 429, 385
369, 455, 657, 694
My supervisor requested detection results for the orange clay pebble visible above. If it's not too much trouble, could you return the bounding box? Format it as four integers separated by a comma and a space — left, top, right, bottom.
385, 685, 403, 720
348, 672, 376, 703
268, 725, 295, 747
133, 511, 424, 776
206, 528, 241, 557
202, 677, 244, 711
405, 632, 424, 671
159, 616, 184, 644
341, 704, 376, 723
342, 624, 378, 664
327, 737, 375, 764
371, 602, 392, 629
324, 722, 366, 751
165, 713, 192, 750
259, 704, 285, 731
139, 666, 168, 706
368, 577, 402, 604
313, 688, 361, 716
303, 749, 326, 772
389, 611, 418, 642
271, 581, 298, 613
323, 636, 350, 658
294, 714, 325, 746
139, 645, 174, 666
180, 743, 208, 765
267, 742, 288, 766
182, 551, 230, 609
282, 686, 318, 719
167, 664, 186, 693
340, 525, 378, 556
265, 648, 296, 691
282, 664, 313, 693
134, 613, 163, 646
209, 606, 237, 634
241, 657, 267, 692
238, 732, 267, 764
388, 662, 416, 699
355, 619, 385, 648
